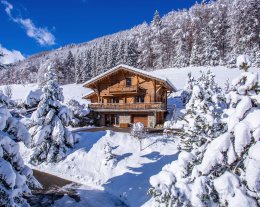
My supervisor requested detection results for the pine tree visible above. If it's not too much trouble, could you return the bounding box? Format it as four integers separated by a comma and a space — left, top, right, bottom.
179, 70, 224, 152
28, 66, 76, 164
0, 104, 41, 206
149, 56, 260, 207
0, 52, 4, 70
75, 54, 84, 83
136, 22, 154, 69
150, 10, 163, 68
103, 142, 117, 167
63, 51, 75, 84
180, 72, 195, 105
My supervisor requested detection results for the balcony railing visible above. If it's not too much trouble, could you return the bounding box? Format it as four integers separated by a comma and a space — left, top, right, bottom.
88, 102, 166, 111
109, 85, 138, 94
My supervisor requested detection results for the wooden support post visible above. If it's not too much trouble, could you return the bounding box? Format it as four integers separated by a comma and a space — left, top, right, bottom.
165, 90, 168, 107
153, 80, 156, 102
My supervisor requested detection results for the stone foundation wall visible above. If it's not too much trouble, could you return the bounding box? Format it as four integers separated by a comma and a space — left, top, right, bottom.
148, 113, 156, 128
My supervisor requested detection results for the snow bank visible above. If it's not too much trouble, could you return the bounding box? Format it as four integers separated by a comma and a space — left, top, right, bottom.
20, 130, 179, 206
152, 66, 259, 90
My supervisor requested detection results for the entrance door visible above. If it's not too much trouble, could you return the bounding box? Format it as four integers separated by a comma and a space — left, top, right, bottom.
132, 114, 148, 127
105, 114, 119, 126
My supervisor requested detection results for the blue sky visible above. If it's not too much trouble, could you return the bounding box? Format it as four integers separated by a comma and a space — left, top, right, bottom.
0, 0, 202, 57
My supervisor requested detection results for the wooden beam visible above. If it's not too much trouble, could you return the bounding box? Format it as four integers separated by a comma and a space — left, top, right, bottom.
93, 83, 101, 103
153, 80, 156, 102
165, 90, 168, 106
156, 86, 162, 94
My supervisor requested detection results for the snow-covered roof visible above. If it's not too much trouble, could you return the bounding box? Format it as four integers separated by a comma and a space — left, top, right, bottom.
83, 64, 177, 91
82, 91, 95, 99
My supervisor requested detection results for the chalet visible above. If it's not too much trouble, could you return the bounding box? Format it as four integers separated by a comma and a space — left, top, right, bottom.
82, 64, 177, 128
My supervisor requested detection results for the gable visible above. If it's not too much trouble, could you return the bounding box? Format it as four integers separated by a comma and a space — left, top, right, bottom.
83, 64, 177, 92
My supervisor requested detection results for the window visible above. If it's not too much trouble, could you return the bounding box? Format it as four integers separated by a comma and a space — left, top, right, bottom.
135, 95, 145, 103
126, 78, 132, 86
111, 97, 119, 103
140, 95, 145, 103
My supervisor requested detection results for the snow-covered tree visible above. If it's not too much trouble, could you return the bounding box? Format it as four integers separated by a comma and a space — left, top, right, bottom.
103, 142, 117, 167
63, 51, 75, 84
136, 22, 153, 69
0, 52, 4, 70
0, 105, 41, 206
180, 72, 195, 105
27, 66, 76, 164
178, 70, 225, 151
0, 90, 12, 107
148, 56, 260, 207
130, 122, 146, 151
3, 85, 12, 99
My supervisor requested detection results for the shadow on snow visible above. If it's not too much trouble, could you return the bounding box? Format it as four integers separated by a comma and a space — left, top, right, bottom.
103, 151, 179, 207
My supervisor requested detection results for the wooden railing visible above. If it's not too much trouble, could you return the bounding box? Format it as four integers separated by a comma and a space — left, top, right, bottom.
109, 85, 138, 93
88, 102, 166, 111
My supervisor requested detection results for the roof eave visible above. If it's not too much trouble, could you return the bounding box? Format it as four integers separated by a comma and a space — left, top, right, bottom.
82, 64, 178, 91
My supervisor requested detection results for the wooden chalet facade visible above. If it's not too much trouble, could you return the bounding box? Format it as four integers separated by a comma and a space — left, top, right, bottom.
83, 64, 176, 128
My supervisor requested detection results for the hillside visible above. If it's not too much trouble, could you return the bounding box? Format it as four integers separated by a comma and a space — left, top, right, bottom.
0, 0, 259, 85
2, 66, 259, 105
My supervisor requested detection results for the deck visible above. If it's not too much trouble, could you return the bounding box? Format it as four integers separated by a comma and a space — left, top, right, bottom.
88, 102, 167, 112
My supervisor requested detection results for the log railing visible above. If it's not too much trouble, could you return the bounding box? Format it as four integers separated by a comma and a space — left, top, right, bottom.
88, 102, 166, 111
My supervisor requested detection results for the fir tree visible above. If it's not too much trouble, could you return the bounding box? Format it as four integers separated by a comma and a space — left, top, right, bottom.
0, 104, 41, 206
149, 56, 260, 207
180, 72, 195, 105
179, 70, 225, 151
63, 51, 75, 84
27, 65, 76, 164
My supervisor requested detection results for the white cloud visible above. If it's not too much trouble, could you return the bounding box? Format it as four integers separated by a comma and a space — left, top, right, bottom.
1, 0, 55, 46
0, 44, 25, 64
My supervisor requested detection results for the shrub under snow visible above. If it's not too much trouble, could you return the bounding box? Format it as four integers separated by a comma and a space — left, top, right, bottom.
149, 58, 260, 206
0, 90, 13, 107
27, 66, 77, 164
24, 88, 43, 109
102, 141, 117, 167
66, 99, 90, 127
0, 105, 41, 207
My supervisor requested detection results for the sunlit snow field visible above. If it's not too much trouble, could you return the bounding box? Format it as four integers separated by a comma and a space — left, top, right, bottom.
2, 66, 260, 206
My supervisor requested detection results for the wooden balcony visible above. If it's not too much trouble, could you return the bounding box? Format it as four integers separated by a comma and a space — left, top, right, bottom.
108, 85, 138, 94
88, 102, 166, 112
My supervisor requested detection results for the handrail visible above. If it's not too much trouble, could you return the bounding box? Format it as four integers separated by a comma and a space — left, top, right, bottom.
88, 102, 166, 110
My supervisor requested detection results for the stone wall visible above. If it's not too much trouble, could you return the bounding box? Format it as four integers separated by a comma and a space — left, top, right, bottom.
148, 113, 156, 128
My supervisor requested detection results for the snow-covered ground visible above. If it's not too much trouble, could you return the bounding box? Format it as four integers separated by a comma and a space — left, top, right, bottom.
0, 83, 92, 105
20, 130, 179, 207
152, 66, 259, 90
53, 184, 127, 207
